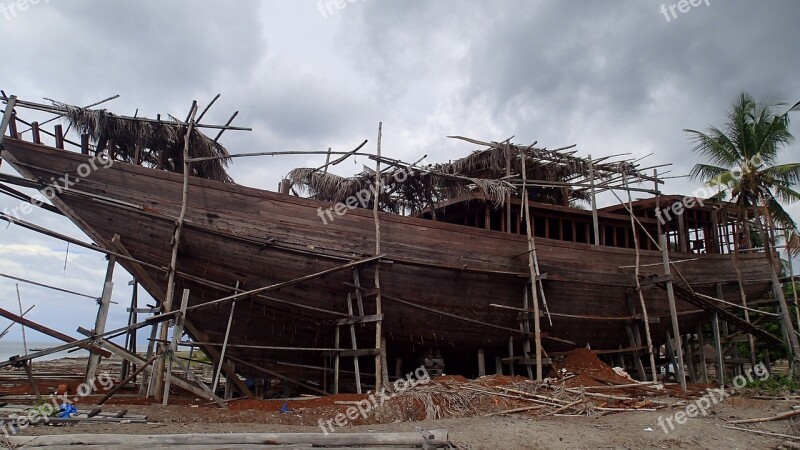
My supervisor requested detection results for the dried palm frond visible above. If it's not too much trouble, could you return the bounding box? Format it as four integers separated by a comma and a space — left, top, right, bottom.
56, 102, 233, 183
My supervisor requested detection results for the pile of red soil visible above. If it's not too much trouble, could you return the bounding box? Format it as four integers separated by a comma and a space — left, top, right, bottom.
552, 348, 635, 385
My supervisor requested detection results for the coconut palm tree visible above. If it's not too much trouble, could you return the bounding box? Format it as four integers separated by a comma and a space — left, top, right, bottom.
686, 93, 800, 376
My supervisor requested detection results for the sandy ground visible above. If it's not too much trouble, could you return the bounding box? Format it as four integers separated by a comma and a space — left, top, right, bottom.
3, 355, 799, 449
6, 395, 798, 449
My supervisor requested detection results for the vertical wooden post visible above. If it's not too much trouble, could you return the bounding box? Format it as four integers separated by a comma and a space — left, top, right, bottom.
213, 302, 236, 390
477, 350, 486, 377
162, 289, 189, 405
0, 96, 17, 145
588, 155, 600, 245
660, 234, 686, 390
676, 213, 688, 254
31, 121, 41, 144
684, 334, 696, 383
224, 363, 236, 400
713, 283, 726, 386
520, 148, 543, 381
213, 282, 238, 391
505, 145, 512, 233
85, 253, 116, 384
697, 326, 709, 384
140, 321, 159, 396
121, 281, 139, 382
81, 134, 90, 155
15, 285, 28, 356
495, 357, 503, 375
373, 122, 384, 392
155, 104, 197, 401
627, 179, 658, 382
394, 356, 403, 380
507, 336, 515, 376
54, 124, 64, 149
22, 362, 41, 402
785, 230, 800, 332
333, 325, 341, 395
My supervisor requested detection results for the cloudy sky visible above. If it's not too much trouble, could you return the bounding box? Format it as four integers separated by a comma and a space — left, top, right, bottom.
1, 0, 799, 350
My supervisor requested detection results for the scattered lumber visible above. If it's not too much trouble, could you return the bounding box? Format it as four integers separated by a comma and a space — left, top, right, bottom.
8, 429, 450, 447
722, 425, 800, 441
728, 408, 800, 424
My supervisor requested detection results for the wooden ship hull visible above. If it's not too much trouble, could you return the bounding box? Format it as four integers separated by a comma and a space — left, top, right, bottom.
1, 138, 778, 384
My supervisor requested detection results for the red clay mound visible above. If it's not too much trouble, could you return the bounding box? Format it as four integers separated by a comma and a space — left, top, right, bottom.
553, 348, 634, 386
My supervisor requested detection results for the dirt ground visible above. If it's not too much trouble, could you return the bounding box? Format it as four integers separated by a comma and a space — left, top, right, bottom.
2, 354, 799, 449
8, 397, 800, 449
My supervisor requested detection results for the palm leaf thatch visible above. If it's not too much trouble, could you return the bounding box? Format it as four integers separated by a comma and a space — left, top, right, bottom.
288, 162, 512, 216
56, 102, 233, 183
289, 138, 654, 216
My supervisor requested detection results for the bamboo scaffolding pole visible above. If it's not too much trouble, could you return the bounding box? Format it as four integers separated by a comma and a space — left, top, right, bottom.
85, 252, 116, 384
0, 310, 172, 368
373, 122, 384, 392
184, 254, 384, 314
626, 179, 658, 382
660, 234, 687, 391
212, 282, 238, 391
21, 95, 120, 133
519, 146, 543, 381
3, 97, 251, 132
162, 289, 189, 405
155, 104, 197, 401
588, 154, 600, 245
15, 285, 28, 356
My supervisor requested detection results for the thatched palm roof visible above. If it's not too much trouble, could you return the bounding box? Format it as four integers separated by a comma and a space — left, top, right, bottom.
57, 102, 233, 183
288, 164, 511, 215
289, 137, 654, 216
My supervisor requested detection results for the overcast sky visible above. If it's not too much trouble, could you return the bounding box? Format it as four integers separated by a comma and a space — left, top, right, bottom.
1, 0, 799, 349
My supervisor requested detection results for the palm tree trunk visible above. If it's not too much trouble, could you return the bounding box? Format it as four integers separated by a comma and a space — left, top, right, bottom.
758, 200, 800, 377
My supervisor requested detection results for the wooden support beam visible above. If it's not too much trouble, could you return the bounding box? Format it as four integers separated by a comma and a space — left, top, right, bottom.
345, 293, 362, 394
108, 236, 254, 399
588, 154, 600, 245
660, 234, 686, 390
163, 289, 190, 405
78, 331, 224, 407
228, 355, 327, 396
373, 122, 385, 393
86, 250, 117, 384
697, 325, 709, 384
22, 361, 41, 402
80, 134, 90, 155
54, 124, 64, 149
478, 349, 486, 377
520, 145, 543, 381
212, 295, 236, 391
336, 314, 383, 326
155, 105, 197, 401
30, 121, 40, 144
98, 352, 160, 405
0, 307, 110, 358
0, 95, 17, 145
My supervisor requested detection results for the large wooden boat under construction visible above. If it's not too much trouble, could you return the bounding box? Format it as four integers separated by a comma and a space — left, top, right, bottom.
0, 96, 781, 394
